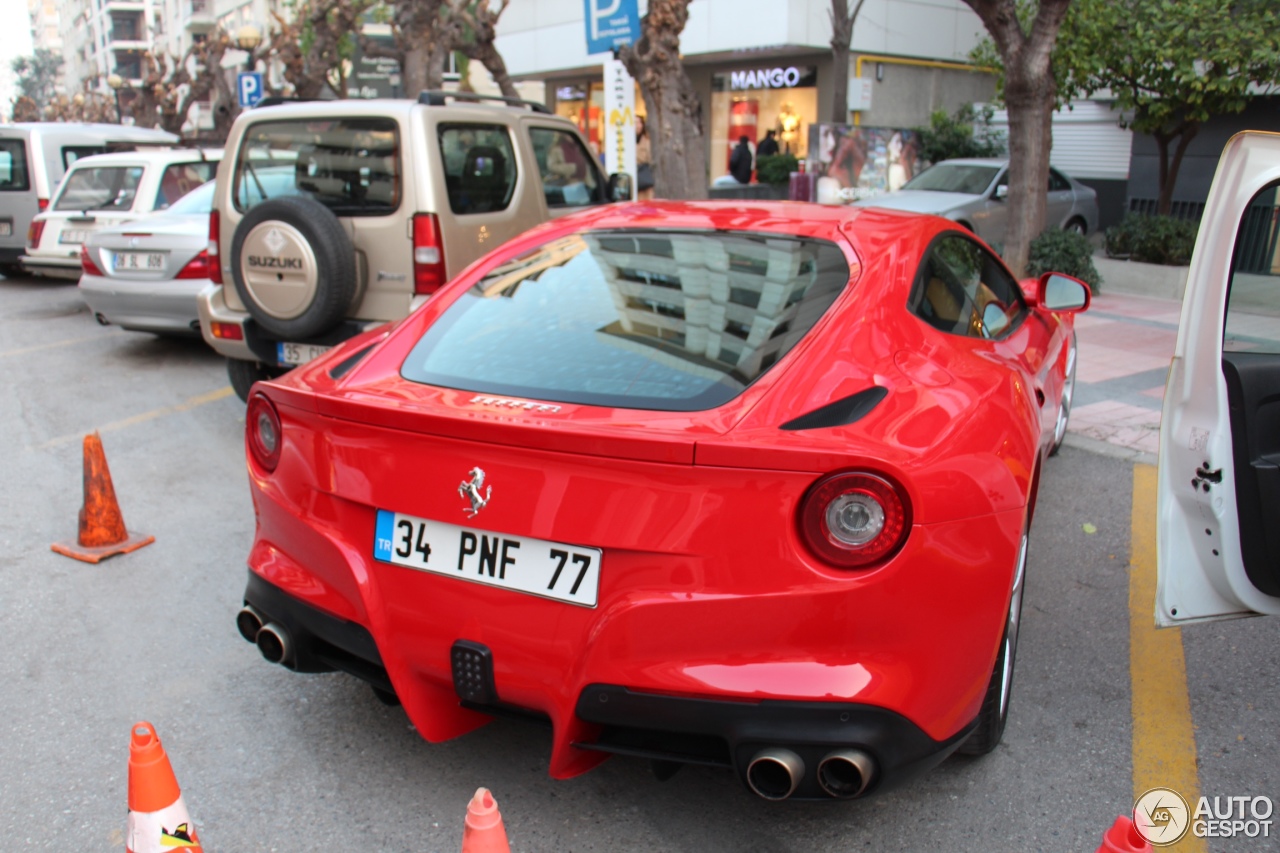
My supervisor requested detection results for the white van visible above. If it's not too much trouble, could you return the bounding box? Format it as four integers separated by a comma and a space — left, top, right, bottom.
0, 123, 178, 278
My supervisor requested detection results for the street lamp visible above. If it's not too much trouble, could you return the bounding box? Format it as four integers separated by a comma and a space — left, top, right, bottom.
236, 24, 262, 72
107, 73, 124, 123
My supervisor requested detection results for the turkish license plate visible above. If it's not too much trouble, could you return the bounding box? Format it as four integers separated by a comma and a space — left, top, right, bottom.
59, 229, 89, 244
373, 510, 602, 607
113, 251, 165, 271
277, 341, 332, 366
0, 221, 11, 237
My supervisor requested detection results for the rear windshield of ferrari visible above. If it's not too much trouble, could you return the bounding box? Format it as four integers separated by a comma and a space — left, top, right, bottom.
401, 230, 852, 411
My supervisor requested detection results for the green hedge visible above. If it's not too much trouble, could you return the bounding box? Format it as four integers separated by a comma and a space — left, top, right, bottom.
1105, 214, 1198, 266
755, 153, 800, 185
1026, 228, 1102, 289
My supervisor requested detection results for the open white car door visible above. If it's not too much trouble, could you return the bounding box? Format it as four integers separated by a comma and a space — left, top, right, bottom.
1158, 131, 1280, 626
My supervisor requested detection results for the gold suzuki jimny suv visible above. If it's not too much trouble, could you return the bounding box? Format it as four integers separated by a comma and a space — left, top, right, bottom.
197, 91, 630, 399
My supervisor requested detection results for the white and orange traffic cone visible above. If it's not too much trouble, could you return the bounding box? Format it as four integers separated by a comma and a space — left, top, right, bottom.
51, 432, 154, 563
126, 722, 202, 852
1095, 815, 1153, 853
461, 787, 511, 853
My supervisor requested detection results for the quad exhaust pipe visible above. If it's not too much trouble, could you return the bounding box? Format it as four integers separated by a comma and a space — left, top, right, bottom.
816, 749, 875, 799
235, 605, 293, 666
745, 747, 877, 800
746, 748, 805, 800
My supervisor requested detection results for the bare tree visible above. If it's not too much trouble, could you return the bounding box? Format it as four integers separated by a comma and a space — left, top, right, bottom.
962, 0, 1073, 276
362, 0, 451, 95
268, 0, 370, 99
619, 0, 707, 200
446, 0, 517, 98
828, 0, 866, 123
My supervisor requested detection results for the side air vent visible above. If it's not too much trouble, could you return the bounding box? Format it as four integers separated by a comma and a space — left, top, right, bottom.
780, 386, 888, 431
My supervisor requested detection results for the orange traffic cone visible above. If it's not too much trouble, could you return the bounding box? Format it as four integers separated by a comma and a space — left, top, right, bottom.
1096, 815, 1154, 853
51, 432, 154, 563
126, 722, 202, 853
461, 787, 511, 853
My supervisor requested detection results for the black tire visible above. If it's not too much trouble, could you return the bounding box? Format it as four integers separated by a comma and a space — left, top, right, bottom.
230, 195, 357, 339
1064, 217, 1087, 236
227, 358, 285, 403
1049, 331, 1077, 457
958, 531, 1028, 756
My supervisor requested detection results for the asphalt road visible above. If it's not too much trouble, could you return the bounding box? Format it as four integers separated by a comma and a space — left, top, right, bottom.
1, 272, 1276, 852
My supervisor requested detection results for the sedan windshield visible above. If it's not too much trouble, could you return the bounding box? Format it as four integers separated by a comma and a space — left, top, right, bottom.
401, 230, 852, 411
902, 164, 1001, 195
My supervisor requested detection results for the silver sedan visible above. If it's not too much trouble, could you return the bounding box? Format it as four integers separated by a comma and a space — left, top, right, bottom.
79, 180, 215, 337
853, 158, 1099, 246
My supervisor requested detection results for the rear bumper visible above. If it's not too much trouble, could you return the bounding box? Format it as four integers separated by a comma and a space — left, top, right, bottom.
79, 273, 207, 335
197, 283, 369, 363
20, 253, 81, 280
242, 572, 972, 798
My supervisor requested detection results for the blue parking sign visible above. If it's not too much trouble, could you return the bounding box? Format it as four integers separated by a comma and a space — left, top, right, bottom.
238, 72, 264, 108
583, 0, 639, 55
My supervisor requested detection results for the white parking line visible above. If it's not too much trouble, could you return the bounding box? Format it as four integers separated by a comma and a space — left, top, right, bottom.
31, 387, 236, 450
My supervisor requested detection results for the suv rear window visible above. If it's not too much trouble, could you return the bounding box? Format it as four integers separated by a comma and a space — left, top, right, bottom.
401, 230, 851, 411
234, 118, 400, 216
0, 139, 30, 191
54, 166, 145, 211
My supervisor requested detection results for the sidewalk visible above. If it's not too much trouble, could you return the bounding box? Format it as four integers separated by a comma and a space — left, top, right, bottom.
1064, 290, 1182, 463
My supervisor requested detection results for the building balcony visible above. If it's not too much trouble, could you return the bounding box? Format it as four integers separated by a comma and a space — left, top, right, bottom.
185, 0, 215, 32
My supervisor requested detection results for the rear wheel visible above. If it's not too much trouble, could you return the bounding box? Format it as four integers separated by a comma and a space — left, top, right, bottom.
958, 530, 1028, 756
1064, 217, 1087, 236
227, 358, 286, 403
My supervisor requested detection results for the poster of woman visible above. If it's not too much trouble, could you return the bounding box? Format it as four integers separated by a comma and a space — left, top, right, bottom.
809, 124, 922, 201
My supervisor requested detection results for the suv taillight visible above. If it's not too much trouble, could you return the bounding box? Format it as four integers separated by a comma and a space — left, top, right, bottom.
208, 210, 221, 284
799, 472, 910, 568
80, 245, 103, 276
246, 393, 282, 472
412, 213, 446, 295
27, 219, 45, 249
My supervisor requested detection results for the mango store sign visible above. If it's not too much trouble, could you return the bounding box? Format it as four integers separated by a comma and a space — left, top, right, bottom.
725, 66, 818, 91
584, 0, 639, 55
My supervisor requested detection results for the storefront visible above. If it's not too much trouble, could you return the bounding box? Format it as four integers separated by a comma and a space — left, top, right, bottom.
708, 63, 820, 182
551, 80, 646, 160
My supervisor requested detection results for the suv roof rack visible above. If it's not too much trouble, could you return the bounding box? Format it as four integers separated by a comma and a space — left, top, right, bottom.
417, 89, 551, 114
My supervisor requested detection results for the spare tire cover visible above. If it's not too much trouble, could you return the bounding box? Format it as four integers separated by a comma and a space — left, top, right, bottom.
230, 195, 357, 339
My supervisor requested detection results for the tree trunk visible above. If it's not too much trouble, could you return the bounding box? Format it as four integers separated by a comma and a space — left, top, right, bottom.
619, 0, 707, 201
449, 0, 518, 98
962, 0, 1071, 277
828, 0, 865, 123
1154, 122, 1199, 217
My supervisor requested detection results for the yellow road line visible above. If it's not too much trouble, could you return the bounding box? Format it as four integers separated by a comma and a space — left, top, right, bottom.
32, 386, 236, 451
0, 330, 124, 358
1130, 464, 1205, 851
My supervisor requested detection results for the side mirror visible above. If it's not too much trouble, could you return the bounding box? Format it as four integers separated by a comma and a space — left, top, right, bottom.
994, 184, 1009, 201
608, 172, 633, 202
1037, 272, 1091, 313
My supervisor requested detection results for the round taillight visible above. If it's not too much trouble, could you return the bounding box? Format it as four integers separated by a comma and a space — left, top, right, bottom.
246, 393, 282, 472
799, 472, 910, 568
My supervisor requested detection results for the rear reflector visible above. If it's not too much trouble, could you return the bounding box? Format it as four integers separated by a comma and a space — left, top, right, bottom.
208, 210, 222, 285
210, 321, 244, 340
80, 244, 104, 276
412, 213, 446, 295
176, 249, 214, 280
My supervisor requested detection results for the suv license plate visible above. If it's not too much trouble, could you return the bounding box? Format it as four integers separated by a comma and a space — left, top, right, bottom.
114, 251, 165, 271
373, 510, 601, 607
277, 341, 332, 366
